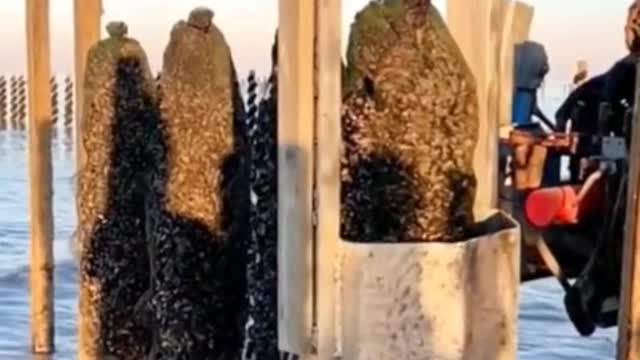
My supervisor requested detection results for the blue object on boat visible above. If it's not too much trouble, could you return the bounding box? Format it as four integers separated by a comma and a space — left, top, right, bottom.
512, 90, 535, 126
512, 41, 549, 126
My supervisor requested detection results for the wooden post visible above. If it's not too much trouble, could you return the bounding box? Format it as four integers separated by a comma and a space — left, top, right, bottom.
277, 0, 316, 356
0, 77, 6, 131
314, 0, 341, 358
73, 0, 101, 175
512, 1, 534, 44
447, 0, 511, 216
25, 0, 55, 353
498, 2, 516, 127
617, 60, 640, 360
496, 1, 534, 238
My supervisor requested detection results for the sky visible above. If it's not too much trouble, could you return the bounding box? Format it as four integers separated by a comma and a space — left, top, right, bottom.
0, 0, 630, 84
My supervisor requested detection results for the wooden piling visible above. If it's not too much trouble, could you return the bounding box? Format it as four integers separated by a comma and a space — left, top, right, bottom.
18, 76, 28, 130
277, 0, 316, 356
496, 2, 536, 248
498, 2, 516, 127
617, 60, 640, 360
512, 1, 534, 44
25, 0, 55, 353
10, 76, 17, 130
447, 0, 512, 216
63, 77, 73, 128
0, 77, 6, 130
314, 0, 341, 358
50, 77, 58, 126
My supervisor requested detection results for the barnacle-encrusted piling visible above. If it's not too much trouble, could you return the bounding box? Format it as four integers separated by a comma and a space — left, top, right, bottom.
50, 76, 58, 126
245, 34, 279, 360
147, 7, 249, 358
18, 76, 27, 130
341, 0, 478, 243
77, 21, 156, 359
10, 76, 19, 130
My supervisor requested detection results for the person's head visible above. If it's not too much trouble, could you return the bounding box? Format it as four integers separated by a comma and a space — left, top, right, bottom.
576, 60, 588, 74
625, 1, 640, 52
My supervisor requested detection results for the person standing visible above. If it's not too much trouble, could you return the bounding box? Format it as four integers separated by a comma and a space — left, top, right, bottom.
571, 60, 589, 90
599, 0, 640, 135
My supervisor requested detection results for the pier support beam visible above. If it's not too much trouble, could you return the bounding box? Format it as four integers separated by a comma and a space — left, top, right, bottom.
277, 0, 316, 357
277, 1, 342, 358
498, 2, 516, 128
314, 0, 342, 359
25, 0, 55, 353
447, 0, 513, 216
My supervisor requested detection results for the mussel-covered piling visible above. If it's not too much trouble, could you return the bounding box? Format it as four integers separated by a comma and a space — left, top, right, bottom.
146, 7, 249, 358
77, 21, 156, 359
50, 77, 59, 126
0, 77, 7, 130
10, 76, 19, 130
18, 76, 27, 130
341, 0, 478, 243
64, 76, 74, 128
246, 34, 279, 360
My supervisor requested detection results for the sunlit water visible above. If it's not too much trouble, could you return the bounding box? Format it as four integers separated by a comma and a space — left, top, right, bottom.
0, 86, 618, 358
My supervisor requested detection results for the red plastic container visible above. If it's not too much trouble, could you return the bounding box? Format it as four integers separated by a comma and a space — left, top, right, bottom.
525, 186, 579, 228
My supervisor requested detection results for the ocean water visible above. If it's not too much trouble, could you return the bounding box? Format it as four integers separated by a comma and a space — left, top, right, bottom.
0, 87, 618, 359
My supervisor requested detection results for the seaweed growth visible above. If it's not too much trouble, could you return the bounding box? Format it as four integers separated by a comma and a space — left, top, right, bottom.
341, 1, 478, 243
77, 22, 157, 359
144, 7, 249, 359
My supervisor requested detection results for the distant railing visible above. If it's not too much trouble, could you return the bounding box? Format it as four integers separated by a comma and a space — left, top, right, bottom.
0, 72, 270, 132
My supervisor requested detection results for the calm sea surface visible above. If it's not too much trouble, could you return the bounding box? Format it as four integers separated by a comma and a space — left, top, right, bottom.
0, 87, 618, 359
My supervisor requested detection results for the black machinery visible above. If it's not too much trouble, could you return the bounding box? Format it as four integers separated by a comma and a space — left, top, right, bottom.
502, 101, 633, 336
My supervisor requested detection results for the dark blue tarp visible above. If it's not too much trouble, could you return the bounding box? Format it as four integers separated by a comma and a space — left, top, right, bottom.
512, 41, 550, 126
514, 41, 549, 91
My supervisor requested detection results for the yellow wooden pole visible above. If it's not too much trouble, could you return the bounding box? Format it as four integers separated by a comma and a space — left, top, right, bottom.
314, 0, 341, 358
277, 0, 316, 357
25, 0, 55, 353
617, 61, 640, 360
